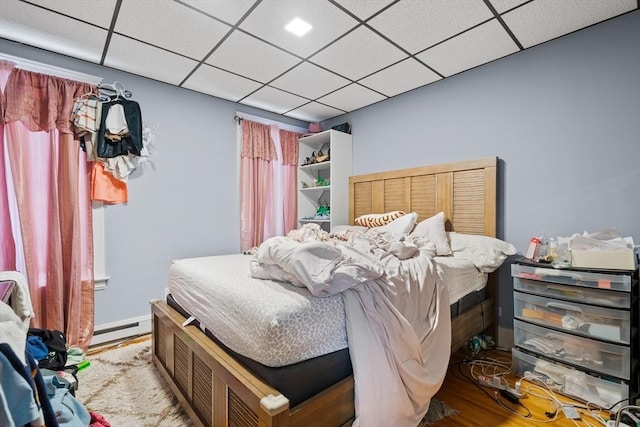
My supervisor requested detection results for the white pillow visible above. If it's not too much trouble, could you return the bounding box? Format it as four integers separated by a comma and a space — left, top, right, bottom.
370, 212, 418, 235
448, 232, 517, 273
410, 212, 451, 255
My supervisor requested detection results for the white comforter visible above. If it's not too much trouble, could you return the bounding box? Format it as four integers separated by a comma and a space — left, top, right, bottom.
251, 225, 451, 427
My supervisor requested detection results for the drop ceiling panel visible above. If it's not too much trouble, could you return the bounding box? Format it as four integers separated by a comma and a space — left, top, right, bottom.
285, 102, 346, 122
316, 83, 386, 112
104, 35, 198, 86
239, 0, 359, 58
26, 0, 117, 28
270, 62, 350, 100
503, 0, 637, 48
206, 31, 301, 83
417, 20, 519, 77
1, 0, 636, 122
333, 0, 396, 20
310, 26, 407, 81
0, 0, 108, 63
115, 0, 230, 60
177, 0, 256, 25
487, 0, 530, 14
182, 63, 262, 102
240, 86, 309, 115
368, 0, 494, 54
359, 58, 441, 97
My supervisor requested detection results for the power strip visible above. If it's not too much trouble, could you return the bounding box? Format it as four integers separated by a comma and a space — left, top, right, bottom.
478, 375, 505, 390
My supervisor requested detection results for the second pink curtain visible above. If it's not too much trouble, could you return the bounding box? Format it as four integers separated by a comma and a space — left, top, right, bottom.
239, 120, 300, 250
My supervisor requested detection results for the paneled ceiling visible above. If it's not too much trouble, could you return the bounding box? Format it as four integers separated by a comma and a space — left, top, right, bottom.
1, 0, 637, 122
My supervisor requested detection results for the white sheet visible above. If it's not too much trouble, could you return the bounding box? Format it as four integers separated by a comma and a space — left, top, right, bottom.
250, 228, 451, 426
434, 256, 488, 304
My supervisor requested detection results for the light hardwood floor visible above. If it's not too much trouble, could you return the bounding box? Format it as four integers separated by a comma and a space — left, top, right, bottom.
432, 348, 613, 427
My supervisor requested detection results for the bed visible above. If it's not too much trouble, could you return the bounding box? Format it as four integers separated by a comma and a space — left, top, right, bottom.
152, 156, 502, 427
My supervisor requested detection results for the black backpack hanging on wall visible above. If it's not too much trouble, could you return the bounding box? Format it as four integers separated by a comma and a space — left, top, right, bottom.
28, 328, 68, 370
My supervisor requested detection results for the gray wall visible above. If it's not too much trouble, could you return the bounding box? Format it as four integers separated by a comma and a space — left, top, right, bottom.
0, 38, 306, 326
2, 10, 638, 333
324, 11, 640, 331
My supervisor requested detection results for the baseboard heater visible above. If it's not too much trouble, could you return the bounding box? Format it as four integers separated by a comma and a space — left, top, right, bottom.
90, 315, 151, 346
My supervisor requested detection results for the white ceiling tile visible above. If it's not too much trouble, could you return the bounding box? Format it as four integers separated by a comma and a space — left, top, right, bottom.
359, 58, 441, 97
0, 0, 108, 63
416, 19, 519, 77
104, 35, 198, 86
332, 0, 396, 20
487, 0, 529, 14
369, 0, 494, 54
271, 62, 350, 100
310, 26, 407, 81
503, 0, 637, 49
115, 0, 230, 59
316, 83, 386, 113
178, 0, 255, 25
240, 86, 309, 115
285, 102, 346, 122
239, 0, 358, 57
206, 31, 301, 83
25, 0, 118, 28
182, 64, 262, 102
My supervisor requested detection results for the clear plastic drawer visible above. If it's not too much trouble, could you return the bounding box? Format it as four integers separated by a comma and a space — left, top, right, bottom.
514, 319, 631, 380
514, 292, 631, 344
511, 347, 628, 411
513, 277, 630, 309
511, 264, 632, 292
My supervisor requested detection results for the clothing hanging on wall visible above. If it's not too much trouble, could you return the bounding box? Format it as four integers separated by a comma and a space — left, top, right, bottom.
70, 81, 158, 204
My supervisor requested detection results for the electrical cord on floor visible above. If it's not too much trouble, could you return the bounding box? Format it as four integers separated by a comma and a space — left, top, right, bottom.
450, 358, 535, 420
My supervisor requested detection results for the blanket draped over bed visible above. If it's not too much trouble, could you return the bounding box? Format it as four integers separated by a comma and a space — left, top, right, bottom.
250, 224, 451, 427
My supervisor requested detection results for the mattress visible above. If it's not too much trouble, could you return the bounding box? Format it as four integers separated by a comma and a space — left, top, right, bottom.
168, 253, 487, 368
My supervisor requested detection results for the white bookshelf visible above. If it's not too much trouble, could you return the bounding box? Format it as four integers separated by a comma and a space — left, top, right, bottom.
297, 130, 352, 232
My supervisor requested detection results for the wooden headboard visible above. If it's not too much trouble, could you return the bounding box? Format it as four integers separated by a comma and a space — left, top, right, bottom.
349, 157, 497, 237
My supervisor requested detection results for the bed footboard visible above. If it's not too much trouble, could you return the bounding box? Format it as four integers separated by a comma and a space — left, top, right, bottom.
151, 300, 355, 427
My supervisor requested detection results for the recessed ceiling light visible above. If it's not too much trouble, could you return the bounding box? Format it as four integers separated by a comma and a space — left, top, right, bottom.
285, 17, 312, 37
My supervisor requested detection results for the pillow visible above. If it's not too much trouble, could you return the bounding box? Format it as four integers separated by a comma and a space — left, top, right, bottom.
355, 211, 406, 228
410, 212, 451, 255
448, 232, 517, 273
369, 212, 418, 235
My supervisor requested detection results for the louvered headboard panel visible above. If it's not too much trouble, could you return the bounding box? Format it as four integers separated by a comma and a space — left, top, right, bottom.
349, 157, 497, 237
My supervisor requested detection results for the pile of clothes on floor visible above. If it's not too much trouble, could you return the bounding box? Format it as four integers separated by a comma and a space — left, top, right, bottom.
0, 300, 110, 426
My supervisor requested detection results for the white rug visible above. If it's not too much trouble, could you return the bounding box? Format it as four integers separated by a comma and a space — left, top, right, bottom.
75, 338, 456, 426
75, 339, 193, 427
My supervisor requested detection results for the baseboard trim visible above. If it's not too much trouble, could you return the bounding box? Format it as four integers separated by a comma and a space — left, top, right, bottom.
91, 314, 151, 346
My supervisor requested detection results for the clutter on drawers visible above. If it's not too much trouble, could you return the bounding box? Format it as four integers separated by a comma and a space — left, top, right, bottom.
511, 258, 638, 409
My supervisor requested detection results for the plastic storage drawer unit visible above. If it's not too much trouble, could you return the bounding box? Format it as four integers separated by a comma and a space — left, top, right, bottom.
513, 292, 631, 344
513, 276, 630, 309
511, 264, 632, 292
511, 347, 628, 411
514, 319, 631, 380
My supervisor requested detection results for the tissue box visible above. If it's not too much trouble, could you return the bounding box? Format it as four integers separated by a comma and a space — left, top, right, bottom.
571, 249, 637, 270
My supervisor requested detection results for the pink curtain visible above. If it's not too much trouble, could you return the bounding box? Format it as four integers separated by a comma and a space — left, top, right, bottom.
1, 64, 95, 349
279, 129, 300, 234
240, 120, 276, 250
0, 61, 16, 271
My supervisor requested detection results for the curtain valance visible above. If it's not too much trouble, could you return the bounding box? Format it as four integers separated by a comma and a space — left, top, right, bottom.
278, 129, 301, 166
241, 119, 276, 161
1, 62, 95, 134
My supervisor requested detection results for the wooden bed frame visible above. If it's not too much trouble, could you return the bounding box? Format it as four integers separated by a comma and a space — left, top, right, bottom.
152, 156, 498, 427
